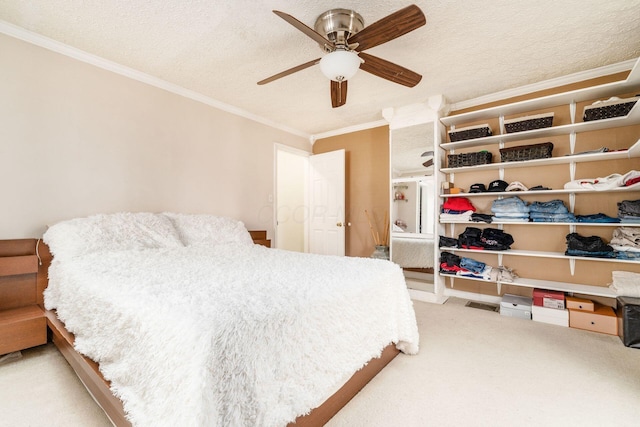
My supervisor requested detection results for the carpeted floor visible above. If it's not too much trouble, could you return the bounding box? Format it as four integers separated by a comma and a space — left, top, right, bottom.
1, 297, 638, 426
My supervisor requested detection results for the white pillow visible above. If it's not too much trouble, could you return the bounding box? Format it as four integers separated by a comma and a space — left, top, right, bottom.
163, 213, 254, 247
43, 212, 184, 260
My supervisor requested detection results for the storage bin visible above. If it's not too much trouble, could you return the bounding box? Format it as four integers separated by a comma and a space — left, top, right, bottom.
569, 304, 617, 335
447, 151, 493, 168
500, 294, 532, 320
583, 96, 639, 121
533, 288, 565, 309
504, 112, 554, 133
566, 296, 594, 312
499, 142, 553, 162
616, 296, 640, 348
448, 124, 492, 142
532, 305, 569, 327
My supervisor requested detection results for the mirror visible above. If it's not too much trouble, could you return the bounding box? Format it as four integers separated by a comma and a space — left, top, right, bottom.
391, 123, 434, 179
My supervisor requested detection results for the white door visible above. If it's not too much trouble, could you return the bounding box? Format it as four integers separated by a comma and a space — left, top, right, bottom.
308, 149, 345, 256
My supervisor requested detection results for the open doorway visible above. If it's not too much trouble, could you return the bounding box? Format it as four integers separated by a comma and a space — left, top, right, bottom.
275, 145, 309, 251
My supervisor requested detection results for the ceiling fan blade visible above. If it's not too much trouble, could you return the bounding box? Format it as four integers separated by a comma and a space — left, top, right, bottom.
257, 58, 321, 85
348, 5, 426, 52
359, 52, 422, 87
331, 80, 348, 108
273, 10, 335, 50
422, 159, 434, 168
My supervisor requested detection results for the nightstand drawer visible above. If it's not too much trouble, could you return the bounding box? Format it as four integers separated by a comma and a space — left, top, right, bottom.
0, 305, 46, 355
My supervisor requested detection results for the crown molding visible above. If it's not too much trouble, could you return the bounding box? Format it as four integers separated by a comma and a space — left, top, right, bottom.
0, 20, 310, 140
450, 59, 637, 112
310, 119, 388, 143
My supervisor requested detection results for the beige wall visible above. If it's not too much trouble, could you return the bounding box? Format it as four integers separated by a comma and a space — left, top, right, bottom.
0, 34, 310, 239
313, 126, 390, 258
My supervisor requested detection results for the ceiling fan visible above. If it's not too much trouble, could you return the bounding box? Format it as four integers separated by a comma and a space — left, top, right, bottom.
257, 4, 426, 108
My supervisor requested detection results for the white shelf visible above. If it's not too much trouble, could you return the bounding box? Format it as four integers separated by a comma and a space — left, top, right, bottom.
440, 246, 640, 265
441, 103, 640, 150
440, 57, 640, 127
439, 273, 617, 298
440, 139, 640, 173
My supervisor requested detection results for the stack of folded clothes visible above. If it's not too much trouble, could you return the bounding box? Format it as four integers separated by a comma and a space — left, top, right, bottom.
439, 251, 492, 280
609, 271, 640, 297
610, 227, 640, 260
491, 196, 530, 222
529, 199, 575, 222
565, 232, 615, 258
440, 197, 476, 222
439, 251, 518, 282
575, 213, 620, 223
458, 227, 514, 250
618, 199, 640, 223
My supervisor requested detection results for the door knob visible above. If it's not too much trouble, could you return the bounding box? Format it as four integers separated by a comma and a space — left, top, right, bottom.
336, 222, 343, 227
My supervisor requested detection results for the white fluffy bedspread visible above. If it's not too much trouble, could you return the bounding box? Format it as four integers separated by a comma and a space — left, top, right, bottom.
45, 244, 419, 427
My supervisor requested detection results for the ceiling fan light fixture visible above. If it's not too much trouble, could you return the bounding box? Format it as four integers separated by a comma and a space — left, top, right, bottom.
319, 50, 361, 82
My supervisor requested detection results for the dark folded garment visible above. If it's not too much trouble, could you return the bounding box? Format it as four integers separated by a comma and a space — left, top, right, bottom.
618, 199, 640, 216
481, 228, 514, 250
471, 213, 493, 223
565, 233, 613, 253
458, 227, 483, 248
439, 236, 459, 248
440, 251, 461, 267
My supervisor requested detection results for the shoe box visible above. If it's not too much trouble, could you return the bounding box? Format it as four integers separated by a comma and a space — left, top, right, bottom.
500, 294, 532, 320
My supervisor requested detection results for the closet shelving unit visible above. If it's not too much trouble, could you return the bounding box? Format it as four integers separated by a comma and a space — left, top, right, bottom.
436, 57, 640, 299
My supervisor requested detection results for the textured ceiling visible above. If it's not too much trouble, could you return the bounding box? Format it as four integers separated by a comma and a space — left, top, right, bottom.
1, 0, 640, 137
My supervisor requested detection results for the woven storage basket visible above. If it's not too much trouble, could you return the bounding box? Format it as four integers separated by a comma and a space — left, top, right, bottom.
447, 151, 493, 168
500, 142, 553, 162
504, 113, 554, 133
583, 96, 639, 121
448, 124, 492, 142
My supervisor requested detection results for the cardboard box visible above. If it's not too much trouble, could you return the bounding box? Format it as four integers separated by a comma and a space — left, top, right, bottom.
533, 288, 565, 309
532, 305, 569, 327
617, 296, 640, 348
500, 294, 532, 320
569, 304, 617, 335
566, 296, 595, 312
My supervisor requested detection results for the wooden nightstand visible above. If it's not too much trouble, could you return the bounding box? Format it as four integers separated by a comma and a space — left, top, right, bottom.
0, 239, 47, 355
249, 230, 271, 248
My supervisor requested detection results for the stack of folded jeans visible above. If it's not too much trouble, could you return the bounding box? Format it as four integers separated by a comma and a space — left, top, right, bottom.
610, 227, 640, 260
439, 252, 492, 280
458, 227, 514, 250
575, 213, 620, 223
565, 233, 615, 258
529, 199, 575, 222
618, 199, 640, 223
491, 196, 529, 222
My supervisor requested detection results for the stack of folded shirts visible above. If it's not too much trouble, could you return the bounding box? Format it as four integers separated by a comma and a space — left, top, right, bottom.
458, 227, 514, 250
440, 197, 476, 221
609, 271, 640, 297
529, 199, 575, 222
618, 199, 640, 223
610, 227, 640, 260
565, 232, 615, 258
491, 196, 529, 222
439, 251, 492, 280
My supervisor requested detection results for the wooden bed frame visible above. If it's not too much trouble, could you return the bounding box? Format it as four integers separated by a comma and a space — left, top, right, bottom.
2, 237, 399, 426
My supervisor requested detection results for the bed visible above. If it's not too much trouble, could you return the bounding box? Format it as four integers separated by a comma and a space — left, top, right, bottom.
36, 212, 419, 426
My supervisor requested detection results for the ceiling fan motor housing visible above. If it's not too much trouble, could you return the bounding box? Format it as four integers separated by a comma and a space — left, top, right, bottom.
314, 9, 364, 51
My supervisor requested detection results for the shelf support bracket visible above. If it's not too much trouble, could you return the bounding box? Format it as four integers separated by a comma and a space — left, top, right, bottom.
496, 281, 502, 295
569, 258, 576, 276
